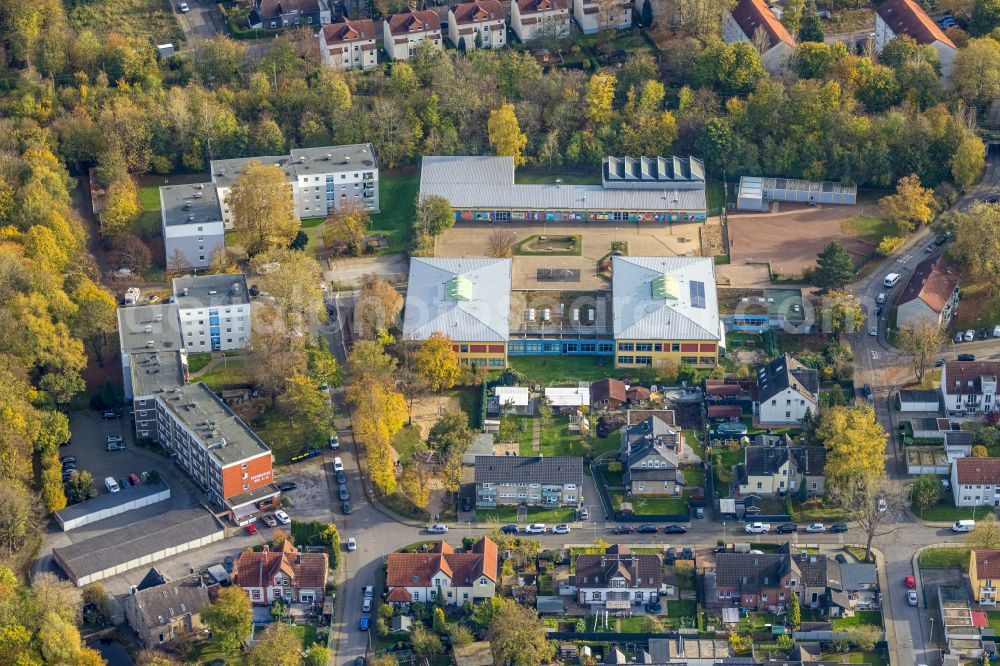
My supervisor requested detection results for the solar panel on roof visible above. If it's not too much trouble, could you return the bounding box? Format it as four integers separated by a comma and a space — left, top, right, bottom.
690, 280, 706, 309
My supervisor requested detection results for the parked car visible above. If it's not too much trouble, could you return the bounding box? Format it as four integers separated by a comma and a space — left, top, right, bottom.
101, 410, 119, 420
776, 523, 797, 534
869, 326, 877, 336
745, 522, 770, 534
664, 547, 677, 564
261, 513, 278, 528
905, 575, 916, 589
637, 525, 658, 534
336, 470, 346, 484
907, 590, 919, 606
805, 523, 826, 533
274, 510, 291, 525
359, 615, 370, 631
525, 523, 546, 534
106, 433, 123, 444
964, 329, 976, 341
863, 384, 874, 403
462, 496, 472, 512
179, 3, 189, 13
981, 329, 990, 340
346, 537, 358, 552
830, 522, 849, 533
342, 500, 352, 514
364, 585, 374, 598
427, 523, 449, 534
644, 601, 663, 613
552, 524, 571, 535
877, 498, 887, 513
578, 507, 589, 520
104, 476, 120, 493
500, 524, 518, 534
681, 547, 693, 560
339, 486, 349, 501
333, 457, 344, 472
223, 556, 234, 573
958, 353, 977, 361
328, 433, 339, 449
663, 524, 687, 534
361, 598, 372, 613
612, 525, 635, 535
835, 553, 848, 564
246, 523, 258, 536
954, 332, 964, 343
277, 482, 297, 492
934, 359, 946, 367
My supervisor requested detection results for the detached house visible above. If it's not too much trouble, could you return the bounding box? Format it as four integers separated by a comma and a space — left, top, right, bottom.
951, 457, 1000, 508
448, 0, 506, 50
511, 0, 570, 42
383, 8, 443, 61
941, 361, 1000, 416
234, 540, 329, 605
474, 455, 583, 507
896, 255, 960, 330
572, 0, 632, 34
386, 537, 498, 606
123, 573, 214, 647
754, 354, 819, 425
734, 438, 826, 497
250, 0, 332, 29
875, 0, 957, 77
575, 545, 664, 609
970, 550, 1000, 605
722, 0, 795, 74
319, 18, 378, 71
619, 410, 685, 496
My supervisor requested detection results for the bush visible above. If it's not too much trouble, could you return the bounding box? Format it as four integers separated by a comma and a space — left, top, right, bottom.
876, 235, 906, 256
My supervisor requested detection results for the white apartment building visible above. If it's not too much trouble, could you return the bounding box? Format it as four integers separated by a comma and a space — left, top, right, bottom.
211, 144, 379, 226
160, 183, 224, 270
173, 274, 251, 352
382, 8, 443, 61
448, 0, 506, 50
511, 0, 570, 42
318, 18, 378, 71
951, 457, 1000, 508
942, 361, 1000, 416
573, 0, 631, 34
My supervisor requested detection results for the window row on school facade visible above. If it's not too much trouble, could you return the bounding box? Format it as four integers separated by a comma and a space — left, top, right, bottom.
454, 210, 709, 223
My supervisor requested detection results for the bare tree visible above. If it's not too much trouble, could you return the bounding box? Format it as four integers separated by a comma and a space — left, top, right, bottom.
751, 26, 772, 56
830, 471, 906, 562
488, 229, 518, 258
167, 248, 193, 276
897, 316, 945, 383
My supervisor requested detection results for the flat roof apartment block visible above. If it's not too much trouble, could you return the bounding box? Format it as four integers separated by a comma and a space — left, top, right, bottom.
155, 382, 275, 511
160, 183, 224, 270
173, 274, 251, 352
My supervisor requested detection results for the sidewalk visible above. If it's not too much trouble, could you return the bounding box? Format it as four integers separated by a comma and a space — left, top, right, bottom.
869, 546, 899, 666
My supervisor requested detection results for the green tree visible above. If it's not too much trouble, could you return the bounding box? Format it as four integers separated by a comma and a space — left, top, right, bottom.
799, 0, 824, 41
641, 0, 653, 25
950, 202, 1000, 297
323, 202, 370, 256
953, 135, 986, 191
912, 474, 944, 516
488, 103, 528, 166
788, 590, 801, 629
248, 623, 301, 666
410, 624, 444, 656
813, 242, 854, 291
64, 470, 96, 504
880, 174, 935, 232
226, 160, 299, 256
413, 194, 455, 241
200, 587, 253, 654
952, 38, 1000, 105
101, 177, 141, 236
972, 0, 1000, 35
968, 513, 1000, 549
781, 0, 804, 36
696, 41, 767, 95
487, 598, 554, 666
897, 316, 945, 382
304, 644, 331, 666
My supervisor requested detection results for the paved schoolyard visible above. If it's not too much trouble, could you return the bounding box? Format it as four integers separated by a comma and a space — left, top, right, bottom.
727, 203, 875, 278
434, 221, 709, 289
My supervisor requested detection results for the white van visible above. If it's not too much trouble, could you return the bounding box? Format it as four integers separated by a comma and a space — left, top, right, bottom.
953, 519, 976, 533
993, 325, 1000, 338
883, 273, 901, 288
105, 477, 120, 493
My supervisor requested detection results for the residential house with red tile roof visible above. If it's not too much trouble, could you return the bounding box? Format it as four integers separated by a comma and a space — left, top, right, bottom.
319, 18, 378, 71
572, 0, 632, 34
970, 550, 1000, 604
591, 378, 627, 411
575, 545, 664, 610
234, 540, 329, 605
448, 0, 506, 51
511, 0, 570, 42
386, 537, 498, 606
951, 457, 1000, 508
896, 255, 959, 330
941, 361, 1000, 417
875, 0, 956, 77
382, 8, 443, 61
721, 0, 795, 74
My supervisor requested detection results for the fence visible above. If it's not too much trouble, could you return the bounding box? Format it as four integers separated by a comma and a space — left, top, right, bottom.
590, 463, 690, 523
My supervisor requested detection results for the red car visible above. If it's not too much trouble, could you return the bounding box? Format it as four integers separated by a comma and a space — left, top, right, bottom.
905, 575, 916, 589
245, 523, 258, 536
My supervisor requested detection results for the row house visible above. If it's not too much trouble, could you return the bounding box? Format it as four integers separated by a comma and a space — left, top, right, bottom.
449, 0, 506, 50
941, 361, 1000, 416
386, 538, 498, 606
619, 410, 685, 496
319, 18, 378, 71
510, 0, 570, 42
234, 540, 329, 605
734, 436, 826, 498
575, 545, 664, 609
474, 455, 583, 507
250, 0, 332, 29
383, 8, 443, 61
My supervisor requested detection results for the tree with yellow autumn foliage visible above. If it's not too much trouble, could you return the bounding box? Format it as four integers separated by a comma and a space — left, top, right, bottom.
817, 404, 888, 493
414, 332, 461, 393
488, 103, 528, 166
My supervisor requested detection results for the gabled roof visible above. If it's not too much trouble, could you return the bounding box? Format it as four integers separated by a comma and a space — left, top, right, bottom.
715, 552, 794, 593
451, 0, 505, 23
386, 538, 498, 588
943, 361, 1000, 395
474, 455, 583, 485
516, 0, 569, 13
127, 573, 213, 629
876, 0, 956, 48
258, 0, 321, 18
728, 0, 795, 48
234, 541, 328, 591
592, 378, 627, 404
836, 562, 877, 591
575, 546, 663, 589
955, 457, 1000, 485
897, 255, 959, 313
756, 354, 819, 403
322, 18, 377, 43
974, 550, 1000, 579
612, 256, 721, 341
743, 446, 790, 476
385, 8, 441, 35
402, 257, 512, 343
790, 446, 826, 477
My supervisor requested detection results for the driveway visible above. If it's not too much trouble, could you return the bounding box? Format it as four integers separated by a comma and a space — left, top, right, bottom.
169, 0, 223, 41
326, 254, 408, 288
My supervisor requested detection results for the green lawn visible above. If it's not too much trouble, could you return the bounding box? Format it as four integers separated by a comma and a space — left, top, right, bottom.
667, 599, 697, 618
187, 639, 238, 665
831, 611, 883, 629
300, 217, 325, 228
682, 466, 704, 490
516, 415, 595, 458
135, 174, 209, 238
369, 169, 419, 253
739, 611, 785, 631
508, 355, 615, 385
392, 425, 425, 465
290, 623, 318, 648
919, 547, 970, 571
526, 506, 577, 523
68, 0, 183, 44
912, 500, 987, 522
614, 495, 688, 515
475, 507, 519, 522
706, 180, 725, 216
841, 216, 896, 245
820, 652, 886, 666
195, 362, 250, 392
987, 611, 1000, 635
186, 353, 213, 374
